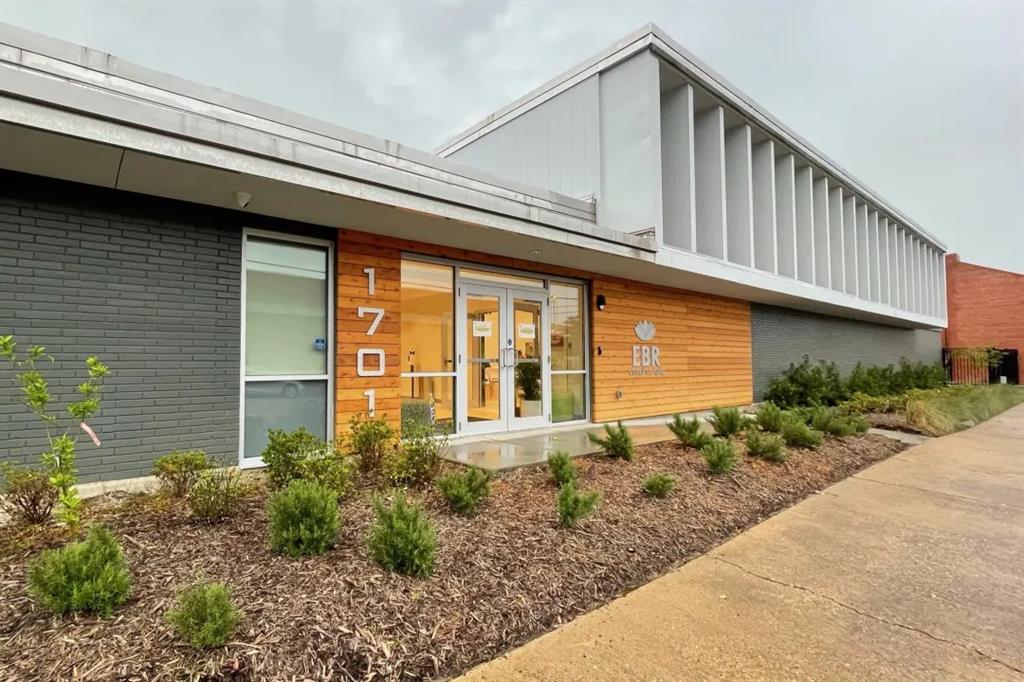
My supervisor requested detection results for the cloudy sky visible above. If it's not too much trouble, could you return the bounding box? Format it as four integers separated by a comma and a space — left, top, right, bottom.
3, 0, 1021, 272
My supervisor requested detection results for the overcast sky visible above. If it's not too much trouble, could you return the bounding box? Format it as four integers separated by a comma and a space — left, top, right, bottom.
3, 0, 1021, 272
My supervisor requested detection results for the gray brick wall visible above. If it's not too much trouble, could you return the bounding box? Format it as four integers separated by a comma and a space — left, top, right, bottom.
0, 173, 245, 482
751, 303, 942, 399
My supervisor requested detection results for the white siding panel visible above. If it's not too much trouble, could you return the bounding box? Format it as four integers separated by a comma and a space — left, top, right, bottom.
752, 139, 777, 273
813, 176, 830, 288
660, 84, 696, 250
694, 105, 727, 259
843, 195, 858, 296
725, 124, 754, 266
795, 165, 815, 284
775, 154, 797, 278
868, 209, 880, 302
828, 186, 845, 292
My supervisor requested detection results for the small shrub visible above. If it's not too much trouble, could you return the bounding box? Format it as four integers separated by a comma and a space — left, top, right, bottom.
348, 413, 398, 476
755, 402, 785, 433
557, 481, 600, 528
0, 464, 58, 525
437, 467, 491, 517
708, 406, 750, 437
547, 450, 578, 487
368, 494, 437, 577
642, 473, 675, 498
700, 439, 738, 474
268, 480, 338, 557
297, 446, 356, 499
152, 450, 212, 497
668, 414, 713, 448
166, 581, 242, 648
801, 406, 868, 437
188, 467, 245, 523
780, 416, 823, 449
841, 392, 905, 414
744, 428, 787, 462
27, 526, 131, 617
261, 427, 324, 489
587, 422, 634, 460
764, 356, 846, 408
384, 425, 448, 486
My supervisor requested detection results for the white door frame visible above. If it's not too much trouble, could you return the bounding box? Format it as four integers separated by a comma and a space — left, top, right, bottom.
238, 228, 335, 467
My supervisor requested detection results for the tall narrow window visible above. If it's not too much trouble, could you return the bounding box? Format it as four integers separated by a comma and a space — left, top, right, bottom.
549, 282, 587, 422
400, 260, 455, 433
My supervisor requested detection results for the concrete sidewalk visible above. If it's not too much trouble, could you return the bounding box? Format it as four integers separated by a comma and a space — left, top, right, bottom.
458, 405, 1024, 681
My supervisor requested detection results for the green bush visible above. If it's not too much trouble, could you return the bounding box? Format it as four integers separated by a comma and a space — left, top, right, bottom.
708, 406, 750, 437
153, 450, 212, 497
547, 450, 578, 487
368, 494, 437, 577
261, 427, 324, 489
587, 422, 634, 460
754, 402, 785, 433
764, 356, 847, 408
348, 413, 398, 476
27, 526, 131, 617
904, 385, 1024, 435
642, 473, 675, 498
297, 446, 356, 499
166, 581, 242, 648
668, 414, 713, 448
841, 392, 906, 414
556, 481, 600, 528
700, 439, 738, 474
0, 463, 58, 525
779, 416, 823, 449
268, 480, 338, 557
744, 428, 787, 462
188, 467, 245, 523
436, 467, 491, 517
796, 406, 868, 437
384, 425, 447, 486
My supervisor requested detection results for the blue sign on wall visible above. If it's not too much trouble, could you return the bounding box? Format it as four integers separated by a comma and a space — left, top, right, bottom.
313, 337, 326, 351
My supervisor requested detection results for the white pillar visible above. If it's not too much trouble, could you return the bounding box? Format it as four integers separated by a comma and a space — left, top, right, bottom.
694, 106, 727, 259
828, 185, 845, 292
751, 139, 777, 273
660, 84, 696, 251
939, 251, 947, 320
795, 165, 815, 284
856, 202, 869, 300
879, 217, 891, 305
774, 154, 798, 279
725, 124, 754, 266
813, 176, 831, 288
843, 194, 858, 296
868, 210, 880, 302
896, 226, 907, 310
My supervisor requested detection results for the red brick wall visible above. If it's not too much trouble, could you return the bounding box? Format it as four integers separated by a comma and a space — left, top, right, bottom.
943, 254, 1024, 383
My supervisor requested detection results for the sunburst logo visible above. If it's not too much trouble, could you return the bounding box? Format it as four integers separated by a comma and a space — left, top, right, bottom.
634, 320, 656, 341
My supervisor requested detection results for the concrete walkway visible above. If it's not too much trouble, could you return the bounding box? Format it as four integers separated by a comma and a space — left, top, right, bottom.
458, 405, 1024, 681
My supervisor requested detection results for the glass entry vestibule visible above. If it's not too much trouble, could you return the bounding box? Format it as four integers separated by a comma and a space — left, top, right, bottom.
400, 258, 589, 437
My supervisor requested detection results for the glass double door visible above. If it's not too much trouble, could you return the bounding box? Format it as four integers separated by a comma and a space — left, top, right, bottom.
459, 283, 549, 434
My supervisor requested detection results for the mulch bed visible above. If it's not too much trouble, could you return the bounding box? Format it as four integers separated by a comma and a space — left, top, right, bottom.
0, 434, 905, 681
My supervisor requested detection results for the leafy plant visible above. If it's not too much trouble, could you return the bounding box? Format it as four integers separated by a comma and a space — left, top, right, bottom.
1, 336, 110, 526
268, 480, 338, 557
744, 428, 787, 462
153, 450, 212, 497
27, 526, 131, 617
0, 463, 58, 525
166, 581, 243, 648
587, 422, 634, 460
755, 402, 785, 433
348, 413, 399, 476
546, 450, 578, 487
384, 425, 448, 486
515, 362, 542, 401
642, 473, 675, 498
368, 493, 437, 577
700, 439, 738, 474
668, 414, 713, 449
436, 467, 491, 517
708, 406, 750, 437
841, 392, 906, 414
261, 427, 325, 489
779, 416, 823, 449
763, 356, 846, 409
188, 467, 245, 523
297, 446, 356, 499
557, 481, 600, 528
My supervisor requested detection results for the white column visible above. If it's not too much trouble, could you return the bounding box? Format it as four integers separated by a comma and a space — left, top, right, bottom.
843, 194, 858, 295
694, 106, 727, 259
725, 124, 754, 266
856, 202, 869, 299
915, 239, 924, 313
828, 185, 845, 292
896, 226, 907, 310
752, 139, 777, 273
660, 84, 696, 251
939, 251, 948, 320
868, 209, 880, 302
774, 154, 797, 279
879, 217, 891, 305
795, 165, 815, 284
813, 176, 830, 287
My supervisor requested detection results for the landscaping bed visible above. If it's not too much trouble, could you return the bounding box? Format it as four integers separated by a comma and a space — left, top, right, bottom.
0, 433, 905, 681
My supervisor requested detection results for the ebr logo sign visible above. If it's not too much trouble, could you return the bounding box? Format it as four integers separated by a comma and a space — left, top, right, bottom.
630, 320, 664, 376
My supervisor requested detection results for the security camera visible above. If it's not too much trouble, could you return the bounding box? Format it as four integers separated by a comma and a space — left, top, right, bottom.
235, 191, 252, 209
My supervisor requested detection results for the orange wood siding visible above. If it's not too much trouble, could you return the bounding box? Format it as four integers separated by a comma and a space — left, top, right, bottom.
590, 277, 752, 421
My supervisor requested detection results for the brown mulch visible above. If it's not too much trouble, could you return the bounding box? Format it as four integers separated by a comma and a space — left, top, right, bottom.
0, 434, 906, 681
